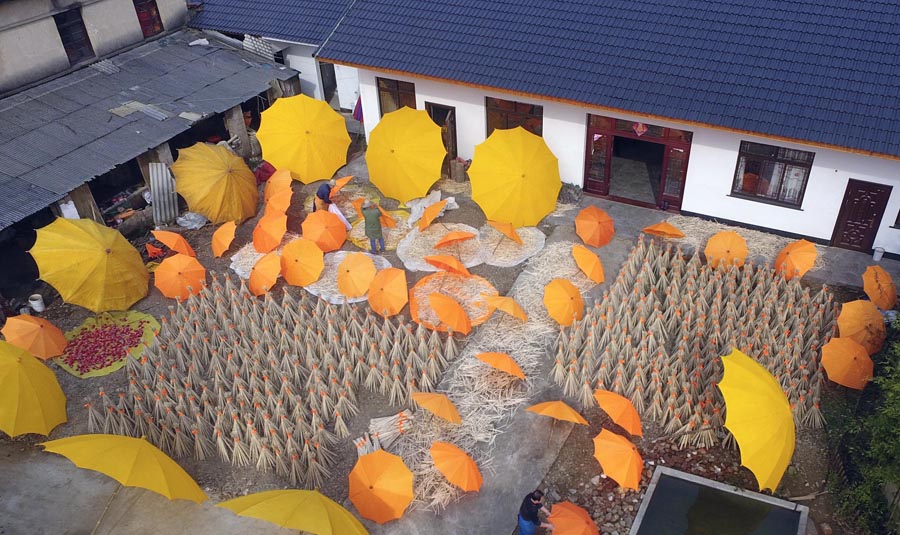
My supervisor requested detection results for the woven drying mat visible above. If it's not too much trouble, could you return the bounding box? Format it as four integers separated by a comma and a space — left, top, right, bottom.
397, 223, 484, 272
478, 224, 546, 268
228, 232, 299, 279
409, 271, 498, 332
303, 250, 393, 305
348, 210, 411, 251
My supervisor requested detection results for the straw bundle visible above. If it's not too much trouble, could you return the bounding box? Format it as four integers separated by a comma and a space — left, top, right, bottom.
396, 223, 485, 272
478, 224, 546, 268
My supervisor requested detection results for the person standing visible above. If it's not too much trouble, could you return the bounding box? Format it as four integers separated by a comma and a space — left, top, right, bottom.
518, 490, 554, 534
314, 179, 336, 212
361, 200, 385, 254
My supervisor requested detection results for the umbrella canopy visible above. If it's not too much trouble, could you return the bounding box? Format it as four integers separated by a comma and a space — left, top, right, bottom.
434, 230, 476, 249
211, 221, 237, 258
469, 126, 561, 227
264, 169, 293, 201
154, 254, 206, 301
411, 392, 462, 423
572, 244, 604, 283
821, 337, 874, 390
377, 205, 398, 228
257, 94, 351, 184
475, 351, 525, 380
337, 252, 377, 298
366, 107, 446, 204
249, 252, 281, 296
424, 255, 471, 277
281, 238, 324, 287
31, 218, 148, 313
368, 267, 408, 317
593, 390, 642, 437
642, 221, 685, 239
152, 230, 196, 257
253, 212, 288, 254
484, 295, 528, 322
592, 429, 643, 490
428, 293, 472, 335
863, 265, 897, 310
418, 200, 449, 231
302, 211, 348, 252
0, 341, 66, 437
548, 501, 600, 535
171, 143, 258, 223
526, 400, 588, 425
218, 489, 368, 535
575, 206, 615, 247
717, 348, 795, 491
543, 278, 584, 326
349, 450, 414, 524
330, 175, 354, 199
704, 231, 748, 268
1, 316, 67, 360
837, 299, 886, 355
145, 243, 165, 259
487, 220, 523, 245
264, 187, 293, 216
430, 442, 483, 492
774, 239, 817, 280
41, 434, 206, 503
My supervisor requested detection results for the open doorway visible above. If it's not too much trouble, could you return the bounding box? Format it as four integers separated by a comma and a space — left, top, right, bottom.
425, 102, 457, 178
609, 137, 665, 205
318, 61, 338, 109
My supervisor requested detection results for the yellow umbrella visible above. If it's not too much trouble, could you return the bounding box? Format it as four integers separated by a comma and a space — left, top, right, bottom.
211, 221, 237, 258
543, 278, 584, 326
863, 265, 897, 310
0, 340, 67, 437
257, 94, 351, 184
837, 299, 885, 355
171, 143, 258, 223
469, 126, 561, 227
366, 107, 446, 204
717, 348, 795, 491
572, 244, 604, 283
411, 392, 462, 423
430, 441, 483, 492
281, 238, 324, 287
337, 252, 377, 298
30, 218, 148, 313
774, 239, 817, 280
1, 316, 67, 360
40, 434, 207, 503
218, 489, 368, 535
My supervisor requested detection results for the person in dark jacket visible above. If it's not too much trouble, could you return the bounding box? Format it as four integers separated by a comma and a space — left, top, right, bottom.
361, 200, 385, 254
518, 489, 554, 534
313, 179, 336, 212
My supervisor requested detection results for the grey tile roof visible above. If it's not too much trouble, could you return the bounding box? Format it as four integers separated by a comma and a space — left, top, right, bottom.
0, 29, 296, 230
189, 0, 351, 46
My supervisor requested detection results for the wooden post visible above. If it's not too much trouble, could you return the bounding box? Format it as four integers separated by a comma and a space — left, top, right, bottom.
136, 143, 174, 186
224, 105, 251, 158
68, 184, 104, 224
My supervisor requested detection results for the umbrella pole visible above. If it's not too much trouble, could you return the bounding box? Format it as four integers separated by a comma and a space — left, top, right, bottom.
90, 484, 121, 535
491, 235, 508, 256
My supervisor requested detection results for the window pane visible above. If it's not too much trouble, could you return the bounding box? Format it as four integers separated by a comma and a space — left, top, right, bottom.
523, 116, 542, 136
399, 91, 416, 109
664, 147, 686, 196
379, 91, 399, 115
780, 166, 808, 204
732, 140, 812, 207
486, 110, 506, 136
377, 78, 397, 91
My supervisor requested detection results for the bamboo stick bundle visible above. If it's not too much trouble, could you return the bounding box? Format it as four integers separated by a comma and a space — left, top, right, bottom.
369, 410, 414, 450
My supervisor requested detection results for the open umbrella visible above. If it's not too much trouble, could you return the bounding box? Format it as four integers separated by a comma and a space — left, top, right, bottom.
1, 316, 67, 360
145, 243, 165, 259
0, 340, 67, 437
154, 254, 206, 301
424, 255, 471, 277
434, 230, 476, 249
548, 501, 600, 535
487, 220, 523, 245
249, 252, 281, 296
484, 295, 528, 322
211, 221, 237, 258
41, 434, 206, 503
717, 348, 795, 491
152, 230, 196, 257
171, 142, 258, 223
257, 94, 351, 184
837, 299, 886, 355
418, 200, 449, 231
337, 252, 377, 298
330, 175, 353, 199
349, 450, 414, 524
366, 107, 446, 204
302, 211, 348, 252
543, 278, 584, 326
575, 206, 614, 247
475, 351, 525, 380
264, 169, 293, 201
429, 442, 483, 492
526, 400, 588, 425
411, 392, 462, 423
593, 390, 642, 437
253, 212, 288, 254
469, 126, 561, 227
377, 205, 398, 229
863, 265, 897, 310
281, 238, 324, 287
774, 239, 817, 280
572, 245, 604, 283
264, 187, 293, 216
821, 337, 873, 390
368, 268, 408, 317
218, 489, 368, 535
31, 218, 148, 313
642, 221, 685, 239
592, 429, 643, 490
704, 231, 748, 268
428, 293, 472, 335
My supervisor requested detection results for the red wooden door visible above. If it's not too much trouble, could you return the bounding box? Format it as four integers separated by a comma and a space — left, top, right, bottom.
831, 179, 892, 252
583, 131, 610, 195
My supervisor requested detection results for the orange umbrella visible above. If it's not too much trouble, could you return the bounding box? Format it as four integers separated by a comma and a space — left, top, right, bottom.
434, 231, 476, 249
820, 337, 873, 390
249, 252, 280, 296
349, 450, 413, 524
145, 243, 165, 259
253, 212, 287, 254
548, 501, 599, 535
775, 239, 817, 280
329, 175, 353, 199
572, 245, 604, 283
151, 230, 195, 257
337, 252, 377, 298
863, 265, 897, 310
154, 254, 206, 301
211, 221, 237, 258
642, 221, 685, 239
418, 199, 449, 231
543, 278, 584, 326
429, 442, 482, 492
487, 220, 522, 245
302, 211, 347, 252
424, 255, 471, 277
475, 352, 525, 380
575, 206, 614, 247
351, 198, 365, 219
428, 293, 472, 335
377, 205, 398, 229
280, 238, 324, 287
368, 267, 408, 317
484, 295, 528, 322
837, 299, 886, 355
704, 231, 747, 268
264, 169, 292, 201
593, 390, 642, 437
411, 392, 461, 423
526, 400, 588, 425
264, 187, 293, 215
592, 429, 643, 490
1, 316, 67, 360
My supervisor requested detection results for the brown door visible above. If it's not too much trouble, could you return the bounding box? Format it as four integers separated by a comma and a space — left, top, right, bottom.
831, 179, 892, 252
583, 131, 611, 195
425, 103, 457, 178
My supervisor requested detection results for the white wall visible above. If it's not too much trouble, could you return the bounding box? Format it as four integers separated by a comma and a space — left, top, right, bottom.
265, 38, 359, 109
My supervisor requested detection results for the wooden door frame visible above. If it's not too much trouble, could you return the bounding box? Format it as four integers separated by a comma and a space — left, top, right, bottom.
830, 178, 892, 252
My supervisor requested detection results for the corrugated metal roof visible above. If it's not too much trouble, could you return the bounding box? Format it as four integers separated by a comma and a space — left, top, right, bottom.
189, 0, 350, 46
0, 29, 296, 230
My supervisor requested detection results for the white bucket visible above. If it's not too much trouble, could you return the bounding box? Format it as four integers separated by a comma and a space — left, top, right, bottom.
28, 294, 45, 313
873, 247, 885, 262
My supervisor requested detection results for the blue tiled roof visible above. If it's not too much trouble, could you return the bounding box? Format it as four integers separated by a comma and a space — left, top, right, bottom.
317, 0, 900, 157
189, 0, 350, 46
